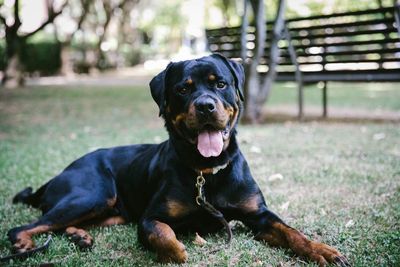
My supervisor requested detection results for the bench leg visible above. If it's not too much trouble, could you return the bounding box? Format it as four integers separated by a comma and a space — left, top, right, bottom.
322, 81, 328, 118
298, 82, 304, 120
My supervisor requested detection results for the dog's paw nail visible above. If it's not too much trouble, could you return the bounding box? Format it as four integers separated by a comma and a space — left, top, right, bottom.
334, 256, 350, 267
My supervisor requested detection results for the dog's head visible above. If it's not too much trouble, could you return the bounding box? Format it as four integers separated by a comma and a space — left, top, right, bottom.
150, 54, 244, 158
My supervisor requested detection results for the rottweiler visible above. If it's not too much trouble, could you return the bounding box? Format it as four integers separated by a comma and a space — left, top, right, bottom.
7, 54, 349, 266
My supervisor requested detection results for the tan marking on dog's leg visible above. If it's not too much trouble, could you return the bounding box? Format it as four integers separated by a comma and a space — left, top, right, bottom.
97, 216, 126, 227
65, 226, 93, 248
148, 220, 188, 263
238, 194, 261, 213
256, 222, 348, 267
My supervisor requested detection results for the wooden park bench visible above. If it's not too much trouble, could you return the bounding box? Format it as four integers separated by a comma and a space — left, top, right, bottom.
206, 5, 400, 117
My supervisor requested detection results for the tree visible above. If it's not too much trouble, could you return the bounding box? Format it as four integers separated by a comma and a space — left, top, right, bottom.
241, 0, 287, 123
56, 0, 93, 75
0, 0, 67, 88
57, 0, 139, 72
94, 0, 136, 70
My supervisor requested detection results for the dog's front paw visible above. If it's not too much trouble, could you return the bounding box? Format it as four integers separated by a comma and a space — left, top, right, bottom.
156, 241, 188, 263
306, 241, 350, 267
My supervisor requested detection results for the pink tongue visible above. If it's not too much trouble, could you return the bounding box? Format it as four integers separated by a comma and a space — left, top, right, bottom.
197, 130, 223, 158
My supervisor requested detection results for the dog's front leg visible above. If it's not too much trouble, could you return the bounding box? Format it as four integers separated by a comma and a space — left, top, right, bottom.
243, 208, 349, 267
138, 219, 188, 263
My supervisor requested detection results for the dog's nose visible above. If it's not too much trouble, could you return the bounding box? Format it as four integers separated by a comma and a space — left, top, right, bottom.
195, 97, 216, 116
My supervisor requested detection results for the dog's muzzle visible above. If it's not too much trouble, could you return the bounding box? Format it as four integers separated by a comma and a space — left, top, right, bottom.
189, 95, 230, 158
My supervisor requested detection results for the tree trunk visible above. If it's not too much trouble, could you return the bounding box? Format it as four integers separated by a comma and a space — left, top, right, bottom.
60, 44, 75, 76
2, 54, 24, 88
2, 33, 25, 88
241, 0, 286, 123
257, 0, 286, 106
95, 1, 113, 70
242, 0, 266, 123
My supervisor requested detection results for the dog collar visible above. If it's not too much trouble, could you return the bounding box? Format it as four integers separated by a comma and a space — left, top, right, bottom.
196, 162, 229, 175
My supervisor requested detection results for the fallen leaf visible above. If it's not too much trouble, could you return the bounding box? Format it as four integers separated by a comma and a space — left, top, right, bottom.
268, 173, 283, 182
193, 232, 207, 246
250, 146, 261, 153
280, 201, 290, 211
320, 208, 327, 216
373, 132, 385, 140
345, 219, 354, 228
252, 258, 263, 266
70, 132, 77, 140
230, 255, 240, 266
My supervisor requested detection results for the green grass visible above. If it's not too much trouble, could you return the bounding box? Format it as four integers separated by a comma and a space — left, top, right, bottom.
0, 84, 399, 266
268, 82, 400, 111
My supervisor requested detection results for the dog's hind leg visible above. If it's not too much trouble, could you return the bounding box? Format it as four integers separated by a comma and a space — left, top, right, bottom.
65, 227, 93, 249
8, 195, 116, 253
7, 223, 55, 253
64, 215, 127, 249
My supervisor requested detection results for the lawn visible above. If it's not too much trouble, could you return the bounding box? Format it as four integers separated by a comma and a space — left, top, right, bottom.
0, 83, 399, 266
268, 82, 400, 111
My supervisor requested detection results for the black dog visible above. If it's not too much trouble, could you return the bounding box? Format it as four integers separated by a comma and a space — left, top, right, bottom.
7, 54, 348, 266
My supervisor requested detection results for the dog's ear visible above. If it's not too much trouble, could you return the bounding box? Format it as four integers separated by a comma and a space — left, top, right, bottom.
211, 53, 245, 101
149, 63, 173, 116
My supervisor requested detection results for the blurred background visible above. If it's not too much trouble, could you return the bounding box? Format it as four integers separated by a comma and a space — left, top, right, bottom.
4, 0, 391, 75
1, 0, 399, 122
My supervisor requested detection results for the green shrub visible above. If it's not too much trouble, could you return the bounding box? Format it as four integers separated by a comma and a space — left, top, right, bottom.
0, 39, 61, 74
20, 40, 62, 75
0, 41, 6, 71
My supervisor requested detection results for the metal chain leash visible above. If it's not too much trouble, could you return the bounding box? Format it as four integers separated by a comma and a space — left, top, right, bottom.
194, 171, 232, 246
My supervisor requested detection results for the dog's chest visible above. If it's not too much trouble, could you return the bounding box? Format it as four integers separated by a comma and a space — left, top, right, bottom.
168, 205, 227, 234
164, 194, 232, 234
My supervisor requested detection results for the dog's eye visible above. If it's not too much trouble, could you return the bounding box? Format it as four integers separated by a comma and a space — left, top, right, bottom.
216, 81, 227, 89
177, 87, 189, 95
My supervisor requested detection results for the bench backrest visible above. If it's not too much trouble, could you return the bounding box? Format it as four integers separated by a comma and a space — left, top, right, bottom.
206, 6, 400, 82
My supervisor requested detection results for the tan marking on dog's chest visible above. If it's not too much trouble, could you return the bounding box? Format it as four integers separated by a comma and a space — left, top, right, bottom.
166, 199, 194, 218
